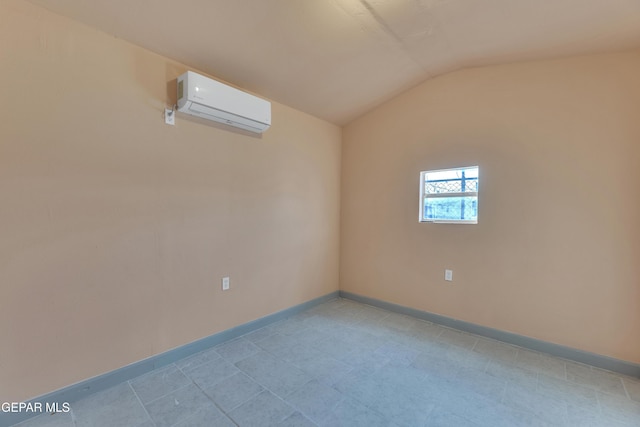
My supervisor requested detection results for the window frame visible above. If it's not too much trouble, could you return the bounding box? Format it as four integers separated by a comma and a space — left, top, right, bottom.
419, 166, 479, 224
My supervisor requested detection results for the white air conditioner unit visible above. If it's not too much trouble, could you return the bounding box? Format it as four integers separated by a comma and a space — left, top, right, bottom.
177, 71, 271, 133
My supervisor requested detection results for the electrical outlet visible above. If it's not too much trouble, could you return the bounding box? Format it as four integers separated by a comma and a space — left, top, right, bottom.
165, 108, 175, 125
444, 269, 453, 281
222, 276, 230, 291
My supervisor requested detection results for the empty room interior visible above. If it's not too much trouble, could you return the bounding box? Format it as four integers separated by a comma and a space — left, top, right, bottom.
1, 0, 640, 426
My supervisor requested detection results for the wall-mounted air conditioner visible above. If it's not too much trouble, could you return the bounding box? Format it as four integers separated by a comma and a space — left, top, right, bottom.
177, 71, 271, 133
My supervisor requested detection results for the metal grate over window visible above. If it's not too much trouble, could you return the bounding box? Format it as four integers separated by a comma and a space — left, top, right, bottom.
420, 166, 479, 223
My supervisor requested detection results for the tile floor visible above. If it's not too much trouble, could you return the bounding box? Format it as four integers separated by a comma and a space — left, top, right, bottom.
13, 298, 640, 427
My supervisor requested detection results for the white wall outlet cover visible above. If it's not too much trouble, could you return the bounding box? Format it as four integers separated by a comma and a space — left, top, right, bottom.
445, 269, 453, 281
165, 108, 175, 125
222, 276, 230, 290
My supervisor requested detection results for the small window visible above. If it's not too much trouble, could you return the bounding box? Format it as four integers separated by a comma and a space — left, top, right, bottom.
419, 166, 478, 224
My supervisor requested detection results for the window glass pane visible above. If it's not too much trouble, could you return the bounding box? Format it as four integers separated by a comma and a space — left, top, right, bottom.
424, 166, 478, 195
424, 196, 478, 221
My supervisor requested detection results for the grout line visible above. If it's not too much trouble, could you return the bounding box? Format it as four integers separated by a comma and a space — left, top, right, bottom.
620, 377, 631, 400
188, 380, 240, 427
223, 388, 264, 413
128, 382, 156, 427
142, 382, 193, 407
69, 408, 78, 427
175, 349, 222, 373
561, 361, 567, 380
594, 390, 604, 415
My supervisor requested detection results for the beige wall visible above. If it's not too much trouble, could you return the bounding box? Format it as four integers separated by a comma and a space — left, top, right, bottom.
341, 51, 640, 364
0, 0, 341, 401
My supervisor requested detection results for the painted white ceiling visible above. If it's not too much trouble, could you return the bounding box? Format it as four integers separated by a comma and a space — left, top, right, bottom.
27, 0, 640, 124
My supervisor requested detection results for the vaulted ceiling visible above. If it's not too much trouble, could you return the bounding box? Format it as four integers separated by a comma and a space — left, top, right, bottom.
27, 0, 640, 124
